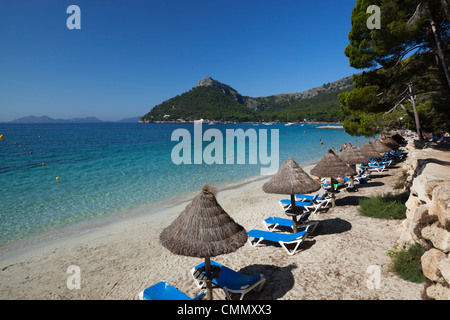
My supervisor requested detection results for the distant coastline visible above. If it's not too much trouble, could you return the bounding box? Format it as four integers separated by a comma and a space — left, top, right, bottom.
315, 125, 344, 129
4, 115, 141, 124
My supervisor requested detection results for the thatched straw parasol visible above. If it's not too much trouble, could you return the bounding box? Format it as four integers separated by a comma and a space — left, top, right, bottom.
263, 157, 320, 232
160, 184, 247, 300
360, 141, 382, 160
338, 144, 369, 189
338, 143, 369, 166
310, 150, 356, 207
383, 137, 400, 150
372, 139, 392, 154
390, 133, 405, 145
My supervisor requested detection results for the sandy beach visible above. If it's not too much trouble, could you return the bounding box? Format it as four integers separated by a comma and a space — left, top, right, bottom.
0, 159, 423, 300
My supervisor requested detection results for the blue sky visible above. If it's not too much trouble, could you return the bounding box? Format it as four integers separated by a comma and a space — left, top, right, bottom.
0, 0, 359, 122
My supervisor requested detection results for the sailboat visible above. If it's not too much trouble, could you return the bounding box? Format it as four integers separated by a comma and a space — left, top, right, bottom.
285, 114, 295, 126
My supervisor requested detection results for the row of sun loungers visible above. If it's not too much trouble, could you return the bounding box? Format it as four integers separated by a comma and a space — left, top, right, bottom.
139, 195, 328, 300
246, 192, 328, 256
321, 150, 405, 190
141, 148, 406, 300
139, 259, 266, 300
140, 150, 407, 300
139, 153, 402, 300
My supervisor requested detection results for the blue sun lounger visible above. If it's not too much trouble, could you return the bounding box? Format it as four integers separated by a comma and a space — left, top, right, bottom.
279, 195, 330, 214
190, 260, 266, 300
279, 194, 318, 210
263, 213, 319, 234
279, 198, 314, 208
139, 281, 205, 300
368, 164, 386, 172
247, 226, 310, 255
295, 192, 329, 202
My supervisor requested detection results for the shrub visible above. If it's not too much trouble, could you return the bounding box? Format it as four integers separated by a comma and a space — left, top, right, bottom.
394, 170, 409, 189
386, 243, 426, 283
358, 193, 408, 219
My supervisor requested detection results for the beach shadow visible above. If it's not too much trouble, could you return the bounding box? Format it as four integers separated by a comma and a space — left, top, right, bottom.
369, 174, 390, 179
335, 195, 369, 206
354, 181, 385, 189
237, 264, 297, 300
428, 142, 450, 151
314, 217, 352, 235
417, 158, 450, 168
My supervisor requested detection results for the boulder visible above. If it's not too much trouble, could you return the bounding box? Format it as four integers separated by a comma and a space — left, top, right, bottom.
406, 203, 429, 223
421, 248, 446, 282
431, 184, 450, 227
426, 283, 450, 300
411, 163, 450, 203
437, 254, 450, 284
421, 224, 450, 253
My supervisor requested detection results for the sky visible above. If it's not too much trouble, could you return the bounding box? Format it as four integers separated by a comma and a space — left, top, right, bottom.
0, 0, 360, 122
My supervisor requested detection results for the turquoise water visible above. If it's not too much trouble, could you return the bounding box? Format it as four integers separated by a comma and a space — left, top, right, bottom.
0, 123, 371, 247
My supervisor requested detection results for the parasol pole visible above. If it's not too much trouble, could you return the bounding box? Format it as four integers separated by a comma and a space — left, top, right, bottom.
330, 177, 336, 208
290, 194, 298, 233
205, 256, 213, 300
348, 164, 356, 189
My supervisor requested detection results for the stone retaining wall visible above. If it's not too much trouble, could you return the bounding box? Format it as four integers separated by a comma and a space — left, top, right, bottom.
398, 140, 450, 300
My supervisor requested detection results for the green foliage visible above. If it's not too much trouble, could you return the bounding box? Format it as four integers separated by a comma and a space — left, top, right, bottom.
386, 243, 426, 283
141, 86, 260, 122
256, 86, 353, 122
141, 79, 354, 123
341, 0, 450, 136
358, 193, 408, 219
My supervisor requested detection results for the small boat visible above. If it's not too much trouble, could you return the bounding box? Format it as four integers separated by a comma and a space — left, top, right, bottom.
284, 114, 294, 126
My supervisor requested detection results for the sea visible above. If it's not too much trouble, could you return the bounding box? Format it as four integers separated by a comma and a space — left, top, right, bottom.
0, 122, 372, 255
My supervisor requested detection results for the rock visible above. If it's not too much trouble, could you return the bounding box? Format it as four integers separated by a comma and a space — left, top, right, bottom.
421, 248, 446, 282
196, 76, 246, 105
406, 203, 428, 223
437, 254, 450, 284
411, 163, 450, 203
402, 219, 418, 243
426, 283, 450, 300
421, 224, 450, 253
431, 185, 450, 226
398, 229, 413, 245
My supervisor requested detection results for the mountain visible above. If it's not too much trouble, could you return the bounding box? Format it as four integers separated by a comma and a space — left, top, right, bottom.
140, 76, 354, 123
115, 116, 143, 123
141, 77, 259, 122
9, 116, 142, 123
9, 116, 104, 123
